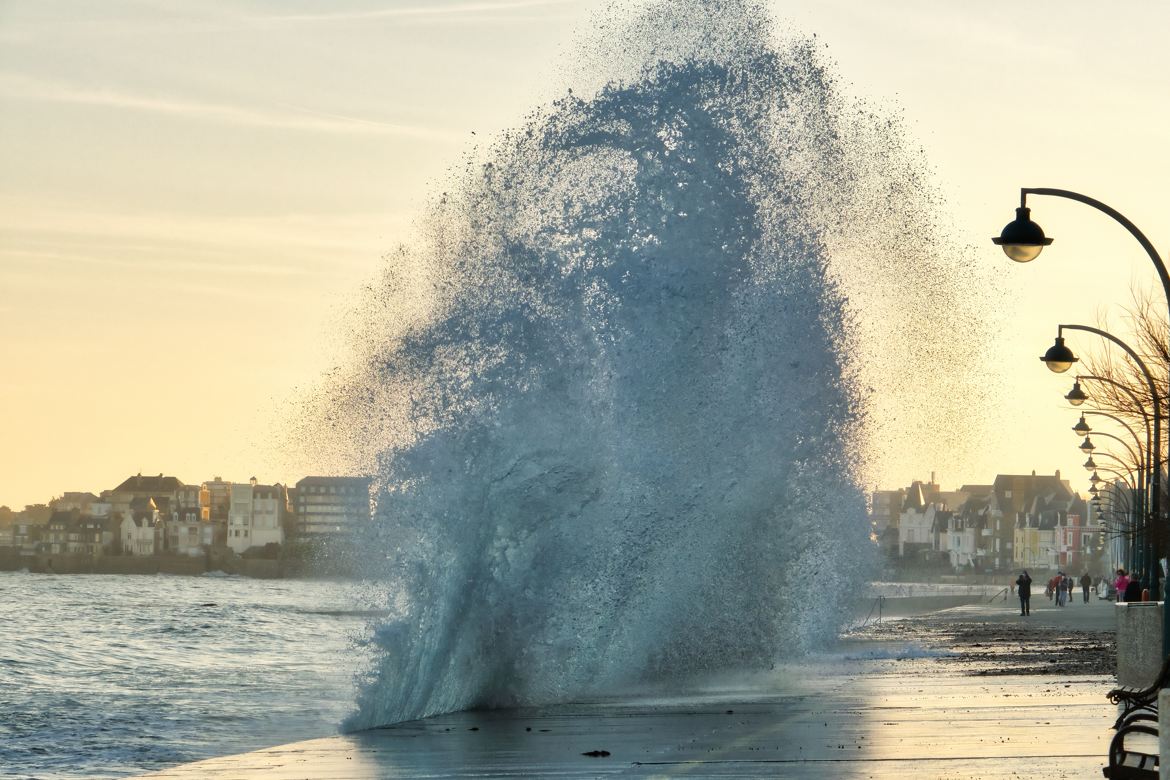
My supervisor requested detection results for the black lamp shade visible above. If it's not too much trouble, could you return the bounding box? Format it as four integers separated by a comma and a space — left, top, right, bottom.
993, 206, 1054, 263
1041, 336, 1078, 373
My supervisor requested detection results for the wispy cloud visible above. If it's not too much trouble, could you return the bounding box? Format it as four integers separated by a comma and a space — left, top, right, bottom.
0, 199, 416, 278
255, 0, 577, 24
0, 74, 463, 141
1, 247, 315, 278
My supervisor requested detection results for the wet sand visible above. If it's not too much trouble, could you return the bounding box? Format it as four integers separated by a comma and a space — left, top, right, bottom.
851, 596, 1116, 676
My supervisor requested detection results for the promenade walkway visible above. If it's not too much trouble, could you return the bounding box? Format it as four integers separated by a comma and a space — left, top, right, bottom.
141, 597, 1124, 779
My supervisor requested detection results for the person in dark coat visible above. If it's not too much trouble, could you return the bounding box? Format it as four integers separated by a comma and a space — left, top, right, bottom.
1016, 570, 1032, 616
1125, 572, 1145, 602
1079, 572, 1093, 603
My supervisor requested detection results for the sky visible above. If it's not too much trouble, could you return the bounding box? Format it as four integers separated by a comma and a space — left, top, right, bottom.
1, 0, 1168, 508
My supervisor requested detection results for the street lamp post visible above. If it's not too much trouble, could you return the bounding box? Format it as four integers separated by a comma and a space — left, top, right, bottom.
1096, 478, 1140, 569
1080, 426, 1145, 573
1041, 323, 1162, 601
997, 187, 1170, 653
993, 189, 1170, 311
1078, 412, 1147, 488
1066, 375, 1153, 479
996, 189, 1167, 516
1069, 377, 1154, 578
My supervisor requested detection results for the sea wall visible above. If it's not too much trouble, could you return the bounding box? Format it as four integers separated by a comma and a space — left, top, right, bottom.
0, 551, 286, 579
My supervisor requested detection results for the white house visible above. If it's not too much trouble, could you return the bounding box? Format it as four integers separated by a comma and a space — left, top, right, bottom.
227, 479, 285, 554
121, 515, 156, 556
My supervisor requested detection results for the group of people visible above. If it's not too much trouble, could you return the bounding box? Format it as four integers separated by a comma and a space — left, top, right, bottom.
1045, 571, 1093, 606
1113, 568, 1146, 603
1014, 569, 1149, 614
1013, 570, 1094, 615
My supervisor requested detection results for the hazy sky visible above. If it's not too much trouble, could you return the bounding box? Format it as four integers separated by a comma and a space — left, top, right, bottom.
2, 0, 1168, 508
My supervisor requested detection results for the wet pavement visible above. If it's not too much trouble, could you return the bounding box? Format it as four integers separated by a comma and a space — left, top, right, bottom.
139, 597, 1128, 778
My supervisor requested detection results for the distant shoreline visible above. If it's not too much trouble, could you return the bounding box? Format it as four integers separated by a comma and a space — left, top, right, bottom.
0, 550, 341, 579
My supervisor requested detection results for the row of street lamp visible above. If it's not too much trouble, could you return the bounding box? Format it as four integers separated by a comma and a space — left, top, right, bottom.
993, 188, 1169, 654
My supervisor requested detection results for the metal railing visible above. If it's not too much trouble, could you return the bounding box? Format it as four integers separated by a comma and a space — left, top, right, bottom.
846, 595, 884, 631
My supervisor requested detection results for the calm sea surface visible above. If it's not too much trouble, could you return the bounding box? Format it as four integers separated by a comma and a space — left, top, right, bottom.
0, 571, 384, 779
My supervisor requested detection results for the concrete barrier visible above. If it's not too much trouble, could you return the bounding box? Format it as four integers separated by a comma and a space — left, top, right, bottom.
1116, 601, 1164, 688
1160, 689, 1170, 780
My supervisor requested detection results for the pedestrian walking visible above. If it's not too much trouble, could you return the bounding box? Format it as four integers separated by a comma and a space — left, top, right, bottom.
1079, 572, 1092, 603
1017, 570, 1032, 616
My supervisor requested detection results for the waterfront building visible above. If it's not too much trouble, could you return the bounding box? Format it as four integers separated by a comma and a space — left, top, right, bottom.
883, 471, 1090, 574
105, 473, 185, 524
201, 477, 232, 522
71, 516, 114, 557
292, 476, 372, 539
45, 510, 77, 555
897, 476, 972, 563
10, 523, 42, 556
51, 492, 100, 513
122, 515, 157, 556
869, 488, 905, 556
1001, 471, 1079, 570
164, 506, 208, 557
227, 479, 286, 555
176, 484, 201, 513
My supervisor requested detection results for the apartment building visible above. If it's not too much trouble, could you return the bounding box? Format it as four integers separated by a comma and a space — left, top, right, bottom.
292, 476, 371, 538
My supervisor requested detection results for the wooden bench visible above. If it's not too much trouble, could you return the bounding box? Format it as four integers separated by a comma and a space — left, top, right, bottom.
1102, 722, 1159, 779
1108, 653, 1170, 729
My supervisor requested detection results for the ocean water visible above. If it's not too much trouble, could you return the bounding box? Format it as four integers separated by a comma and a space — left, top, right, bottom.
0, 571, 382, 779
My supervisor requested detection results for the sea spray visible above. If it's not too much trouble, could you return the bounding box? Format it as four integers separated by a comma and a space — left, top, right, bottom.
309, 0, 979, 728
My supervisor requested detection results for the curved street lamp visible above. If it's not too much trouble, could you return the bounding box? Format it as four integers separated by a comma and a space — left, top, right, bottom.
1074, 415, 1092, 437
1041, 336, 1079, 373
1081, 411, 1146, 472
992, 189, 1170, 311
1069, 381, 1154, 573
1095, 480, 1141, 554
1043, 324, 1162, 601
999, 187, 1170, 651
992, 205, 1053, 263
1066, 375, 1153, 475
1081, 412, 1148, 560
1048, 324, 1161, 528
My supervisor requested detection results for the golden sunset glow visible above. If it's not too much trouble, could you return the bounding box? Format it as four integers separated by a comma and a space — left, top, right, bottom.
2, 1, 1168, 508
